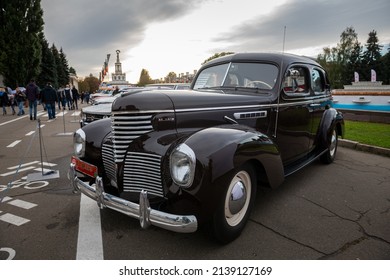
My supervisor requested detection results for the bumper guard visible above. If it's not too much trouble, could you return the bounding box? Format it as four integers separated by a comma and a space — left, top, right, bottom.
69, 163, 197, 233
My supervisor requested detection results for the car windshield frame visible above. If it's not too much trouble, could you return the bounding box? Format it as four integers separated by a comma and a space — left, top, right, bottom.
193, 62, 279, 92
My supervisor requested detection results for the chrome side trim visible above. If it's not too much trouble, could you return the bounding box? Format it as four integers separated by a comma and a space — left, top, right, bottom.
110, 96, 330, 116
69, 163, 197, 233
234, 110, 267, 119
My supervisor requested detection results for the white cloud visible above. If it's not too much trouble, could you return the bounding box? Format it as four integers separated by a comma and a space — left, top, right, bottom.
41, 0, 390, 84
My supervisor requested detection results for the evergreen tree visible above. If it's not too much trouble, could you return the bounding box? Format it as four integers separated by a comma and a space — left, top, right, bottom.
69, 67, 77, 75
361, 30, 383, 81
381, 47, 390, 84
37, 34, 57, 88
346, 41, 362, 83
52, 44, 66, 87
59, 47, 70, 86
0, 0, 44, 87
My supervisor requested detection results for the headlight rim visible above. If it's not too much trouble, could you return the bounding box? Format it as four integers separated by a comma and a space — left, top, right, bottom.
170, 143, 196, 188
73, 128, 86, 158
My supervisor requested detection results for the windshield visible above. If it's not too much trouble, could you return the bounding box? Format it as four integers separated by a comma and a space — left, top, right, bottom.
193, 62, 279, 91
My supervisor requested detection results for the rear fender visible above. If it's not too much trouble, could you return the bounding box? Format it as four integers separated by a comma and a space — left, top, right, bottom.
318, 108, 344, 148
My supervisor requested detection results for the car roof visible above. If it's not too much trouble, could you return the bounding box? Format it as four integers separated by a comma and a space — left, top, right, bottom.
203, 52, 320, 67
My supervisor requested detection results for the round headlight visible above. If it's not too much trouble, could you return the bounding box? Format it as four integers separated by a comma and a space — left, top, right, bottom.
170, 144, 196, 188
73, 128, 86, 158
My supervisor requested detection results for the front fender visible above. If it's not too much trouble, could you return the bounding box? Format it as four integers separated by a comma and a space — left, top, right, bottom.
82, 118, 112, 165
184, 125, 284, 189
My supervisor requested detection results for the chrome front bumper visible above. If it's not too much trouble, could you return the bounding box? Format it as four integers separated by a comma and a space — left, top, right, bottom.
69, 163, 197, 233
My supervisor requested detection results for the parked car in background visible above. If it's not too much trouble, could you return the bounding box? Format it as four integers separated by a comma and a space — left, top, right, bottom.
70, 53, 344, 243
145, 83, 190, 90
81, 86, 190, 126
80, 102, 112, 127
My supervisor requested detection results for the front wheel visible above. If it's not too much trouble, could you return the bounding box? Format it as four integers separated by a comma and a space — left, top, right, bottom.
320, 127, 338, 164
212, 163, 257, 244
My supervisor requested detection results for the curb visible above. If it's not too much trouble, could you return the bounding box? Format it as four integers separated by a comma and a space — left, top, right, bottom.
339, 139, 390, 158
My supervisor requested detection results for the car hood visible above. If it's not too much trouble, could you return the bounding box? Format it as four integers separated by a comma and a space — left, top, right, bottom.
111, 89, 275, 113
82, 103, 112, 115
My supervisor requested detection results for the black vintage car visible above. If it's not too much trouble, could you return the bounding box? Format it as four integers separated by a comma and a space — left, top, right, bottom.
69, 53, 344, 243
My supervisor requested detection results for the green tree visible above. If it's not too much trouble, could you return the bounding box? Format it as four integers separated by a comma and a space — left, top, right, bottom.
138, 69, 153, 86
345, 41, 362, 84
165, 71, 177, 83
37, 34, 57, 88
361, 30, 383, 81
69, 67, 77, 75
78, 79, 90, 93
0, 0, 44, 87
83, 74, 100, 93
202, 52, 234, 65
51, 44, 67, 87
380, 47, 390, 84
59, 48, 70, 86
318, 26, 360, 88
317, 46, 343, 88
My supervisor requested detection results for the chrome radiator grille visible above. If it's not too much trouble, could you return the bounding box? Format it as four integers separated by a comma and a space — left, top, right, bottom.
111, 113, 154, 163
102, 142, 116, 183
123, 152, 164, 197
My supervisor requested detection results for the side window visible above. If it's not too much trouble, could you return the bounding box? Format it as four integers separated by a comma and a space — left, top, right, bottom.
312, 69, 325, 93
283, 66, 309, 96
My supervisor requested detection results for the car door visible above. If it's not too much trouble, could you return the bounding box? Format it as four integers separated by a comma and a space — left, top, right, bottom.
275, 65, 313, 165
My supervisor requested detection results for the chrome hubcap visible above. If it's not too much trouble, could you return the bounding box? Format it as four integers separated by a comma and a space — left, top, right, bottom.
224, 170, 251, 227
329, 130, 337, 157
229, 181, 247, 215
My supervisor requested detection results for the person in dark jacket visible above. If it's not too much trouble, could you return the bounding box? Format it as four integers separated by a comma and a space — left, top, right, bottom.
64, 84, 72, 110
1, 87, 9, 115
41, 82, 58, 119
71, 85, 79, 110
25, 79, 40, 120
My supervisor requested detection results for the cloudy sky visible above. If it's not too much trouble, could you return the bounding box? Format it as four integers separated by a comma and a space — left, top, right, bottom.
41, 0, 390, 83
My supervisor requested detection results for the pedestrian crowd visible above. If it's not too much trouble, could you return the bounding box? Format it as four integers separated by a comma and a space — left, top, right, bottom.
0, 80, 90, 120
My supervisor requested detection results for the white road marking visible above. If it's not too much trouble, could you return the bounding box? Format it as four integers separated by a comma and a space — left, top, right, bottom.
76, 194, 104, 260
7, 161, 40, 170
8, 199, 37, 209
0, 110, 45, 127
1, 196, 12, 202
0, 213, 30, 226
1, 161, 58, 177
25, 131, 35, 136
6, 140, 21, 148
0, 166, 36, 177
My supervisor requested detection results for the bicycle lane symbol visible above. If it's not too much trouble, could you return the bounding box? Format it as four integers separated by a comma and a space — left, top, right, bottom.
0, 178, 49, 192
0, 247, 16, 260
0, 178, 49, 226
